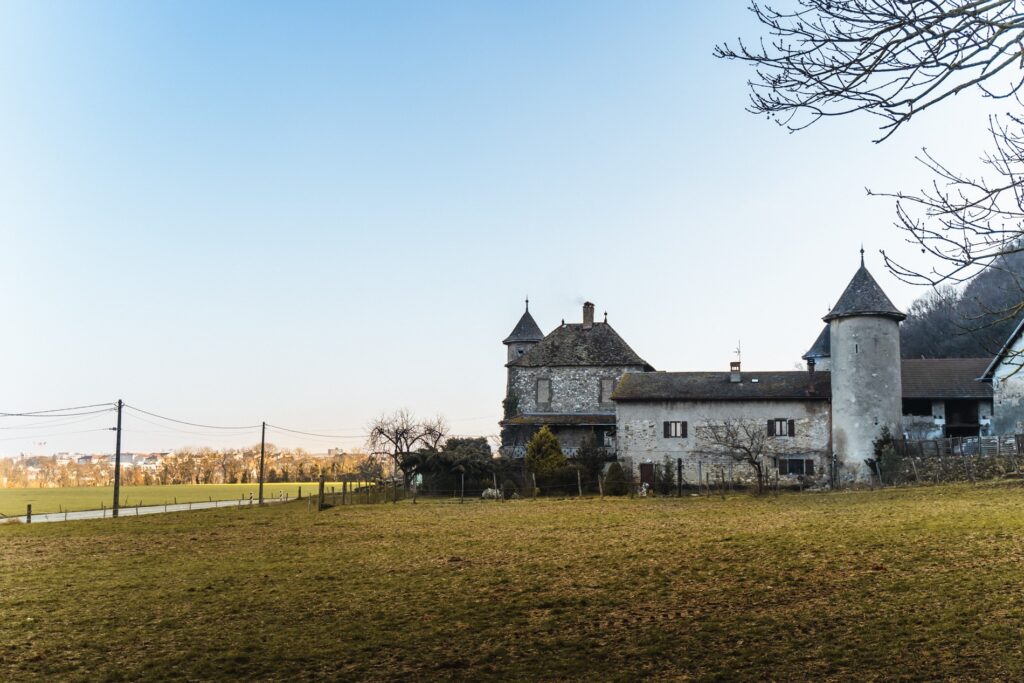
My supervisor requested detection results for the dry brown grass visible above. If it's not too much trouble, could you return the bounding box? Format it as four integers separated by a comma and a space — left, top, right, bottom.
3, 483, 1024, 681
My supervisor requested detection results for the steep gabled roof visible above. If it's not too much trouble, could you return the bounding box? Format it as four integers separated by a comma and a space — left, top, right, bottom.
611, 371, 830, 401
901, 359, 993, 399
503, 308, 544, 344
508, 322, 653, 369
823, 264, 905, 322
802, 325, 831, 360
981, 315, 1024, 380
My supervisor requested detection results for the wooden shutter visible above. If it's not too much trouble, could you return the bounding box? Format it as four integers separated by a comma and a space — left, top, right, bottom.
681, 421, 688, 438
805, 459, 815, 475
663, 421, 671, 438
778, 458, 788, 475
788, 419, 796, 437
767, 420, 775, 436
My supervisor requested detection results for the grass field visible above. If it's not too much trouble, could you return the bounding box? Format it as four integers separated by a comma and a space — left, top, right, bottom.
3, 483, 1024, 681
0, 482, 362, 516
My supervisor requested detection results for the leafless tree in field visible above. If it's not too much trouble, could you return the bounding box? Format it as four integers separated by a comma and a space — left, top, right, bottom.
367, 409, 450, 486
698, 419, 775, 494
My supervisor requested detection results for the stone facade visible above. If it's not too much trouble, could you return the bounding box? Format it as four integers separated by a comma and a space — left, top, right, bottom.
508, 365, 639, 416
616, 397, 831, 487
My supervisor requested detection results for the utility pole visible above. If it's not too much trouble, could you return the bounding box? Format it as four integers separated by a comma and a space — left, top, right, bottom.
259, 421, 266, 505
112, 399, 123, 518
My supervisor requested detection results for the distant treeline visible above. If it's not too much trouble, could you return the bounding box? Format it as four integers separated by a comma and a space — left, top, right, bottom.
900, 251, 1024, 359
0, 446, 384, 489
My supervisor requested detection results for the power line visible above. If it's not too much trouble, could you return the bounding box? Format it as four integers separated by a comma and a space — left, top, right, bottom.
124, 405, 262, 430
0, 412, 115, 430
0, 403, 115, 417
265, 424, 367, 439
124, 410, 260, 439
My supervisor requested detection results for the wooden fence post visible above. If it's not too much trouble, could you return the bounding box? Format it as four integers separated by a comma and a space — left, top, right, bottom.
677, 458, 683, 497
26, 504, 31, 524
598, 474, 604, 498
532, 473, 537, 500
318, 475, 326, 511
697, 461, 703, 495
577, 469, 583, 498
460, 472, 465, 504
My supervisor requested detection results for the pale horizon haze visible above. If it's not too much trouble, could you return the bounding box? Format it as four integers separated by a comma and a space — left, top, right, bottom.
0, 2, 1003, 456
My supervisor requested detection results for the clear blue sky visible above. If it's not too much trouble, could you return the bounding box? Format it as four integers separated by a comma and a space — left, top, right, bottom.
0, 1, 1000, 455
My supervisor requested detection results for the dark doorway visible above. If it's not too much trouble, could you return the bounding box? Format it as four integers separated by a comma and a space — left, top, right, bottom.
639, 462, 655, 489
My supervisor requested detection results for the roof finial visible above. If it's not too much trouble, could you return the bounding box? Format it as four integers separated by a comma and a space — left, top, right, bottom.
604, 311, 608, 323
525, 296, 529, 312
860, 244, 865, 267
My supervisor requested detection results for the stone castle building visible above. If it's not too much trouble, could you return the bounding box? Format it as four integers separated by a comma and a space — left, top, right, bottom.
501, 255, 998, 487
500, 300, 652, 457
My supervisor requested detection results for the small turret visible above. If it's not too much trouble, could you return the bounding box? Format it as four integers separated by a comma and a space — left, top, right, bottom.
503, 298, 544, 363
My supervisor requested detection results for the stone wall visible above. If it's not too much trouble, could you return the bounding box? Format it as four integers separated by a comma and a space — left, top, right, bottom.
615, 399, 832, 487
508, 365, 645, 416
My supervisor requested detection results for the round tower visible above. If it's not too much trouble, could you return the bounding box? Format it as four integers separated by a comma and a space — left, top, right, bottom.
826, 252, 905, 483
503, 298, 544, 363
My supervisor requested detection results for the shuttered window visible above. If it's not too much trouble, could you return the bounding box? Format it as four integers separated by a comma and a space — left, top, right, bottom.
768, 418, 796, 437
663, 421, 687, 438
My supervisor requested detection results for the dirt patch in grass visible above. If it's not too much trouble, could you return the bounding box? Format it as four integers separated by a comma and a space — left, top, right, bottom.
3, 483, 1024, 681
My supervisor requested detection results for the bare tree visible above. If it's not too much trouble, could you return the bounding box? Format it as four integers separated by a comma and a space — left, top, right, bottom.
419, 415, 449, 451
367, 409, 449, 486
697, 419, 776, 494
715, 1, 1024, 141
717, 2, 1024, 358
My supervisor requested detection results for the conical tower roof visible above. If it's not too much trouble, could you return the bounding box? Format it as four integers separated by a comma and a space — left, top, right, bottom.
503, 300, 544, 344
802, 325, 831, 360
823, 258, 905, 322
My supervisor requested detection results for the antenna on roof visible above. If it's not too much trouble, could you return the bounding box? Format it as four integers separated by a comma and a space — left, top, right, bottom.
734, 340, 742, 364
860, 244, 865, 267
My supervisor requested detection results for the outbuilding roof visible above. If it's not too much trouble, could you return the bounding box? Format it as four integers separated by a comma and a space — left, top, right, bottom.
508, 322, 653, 369
823, 263, 905, 322
901, 358, 993, 399
611, 371, 830, 402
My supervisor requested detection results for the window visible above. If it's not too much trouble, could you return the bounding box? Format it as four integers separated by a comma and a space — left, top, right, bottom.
663, 421, 688, 438
600, 378, 616, 404
516, 346, 525, 357
768, 419, 796, 437
536, 379, 551, 406
778, 458, 815, 476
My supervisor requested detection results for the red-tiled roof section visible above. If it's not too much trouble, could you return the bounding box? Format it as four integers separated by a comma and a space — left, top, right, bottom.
901, 358, 992, 399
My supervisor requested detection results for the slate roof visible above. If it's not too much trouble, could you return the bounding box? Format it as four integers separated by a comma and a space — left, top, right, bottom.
802, 325, 831, 360
901, 359, 992, 399
503, 308, 545, 344
500, 413, 616, 427
823, 264, 905, 322
508, 322, 653, 369
611, 371, 830, 402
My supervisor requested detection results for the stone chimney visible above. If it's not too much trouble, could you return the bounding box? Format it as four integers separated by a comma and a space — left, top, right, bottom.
730, 361, 741, 383
582, 301, 595, 329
